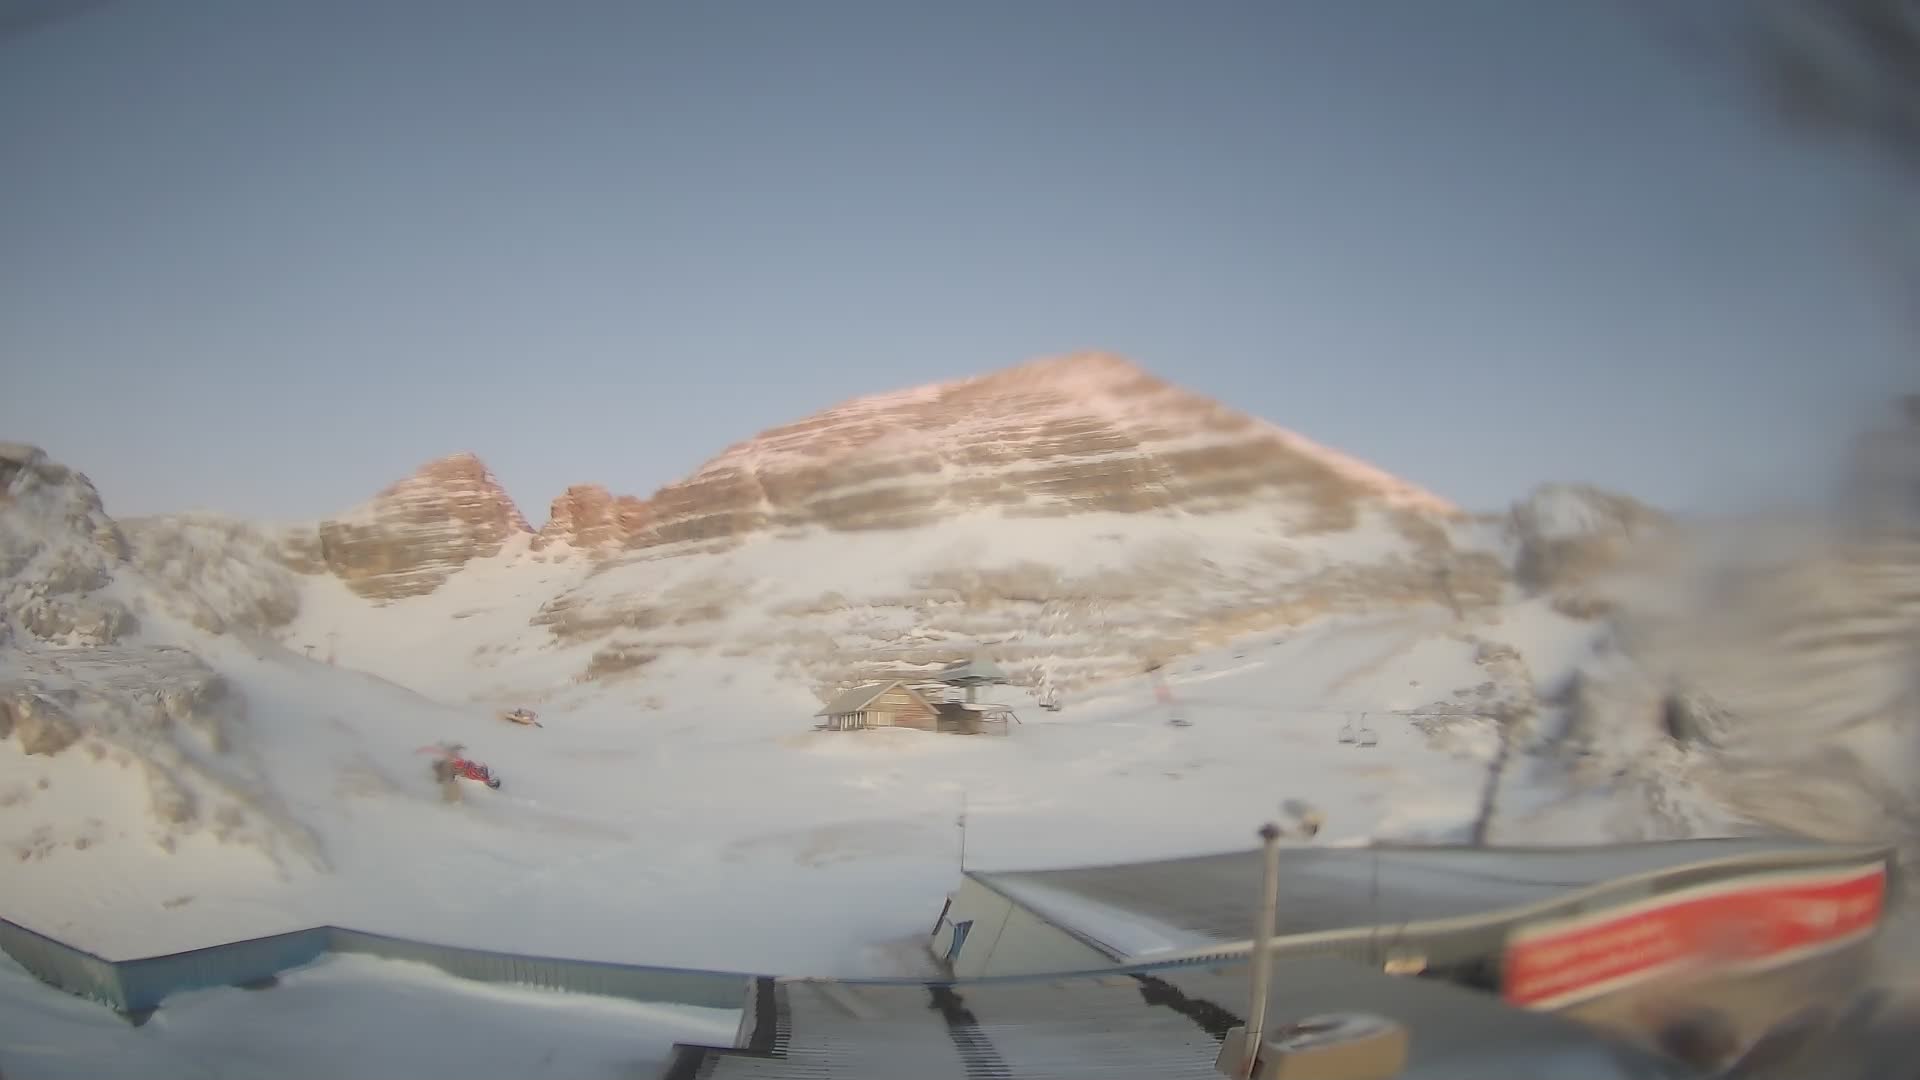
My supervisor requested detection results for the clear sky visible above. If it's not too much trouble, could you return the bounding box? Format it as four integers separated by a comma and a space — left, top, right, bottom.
2, 0, 1912, 522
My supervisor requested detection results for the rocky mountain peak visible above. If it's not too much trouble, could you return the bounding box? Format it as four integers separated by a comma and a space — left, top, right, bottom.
623, 351, 1454, 551
535, 483, 650, 551
311, 452, 533, 600
268, 352, 1461, 596
382, 452, 532, 532
974, 350, 1157, 395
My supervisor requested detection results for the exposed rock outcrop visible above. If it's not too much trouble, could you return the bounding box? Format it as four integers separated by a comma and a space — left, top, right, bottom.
0, 442, 136, 644
1507, 483, 1669, 597
17, 595, 134, 645
3, 692, 81, 756
121, 514, 302, 635
620, 352, 1456, 551
313, 452, 533, 600
303, 352, 1464, 599
1, 444, 324, 869
535, 484, 649, 551
0, 643, 321, 866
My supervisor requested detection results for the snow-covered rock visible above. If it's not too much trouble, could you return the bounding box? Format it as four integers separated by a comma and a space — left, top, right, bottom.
121, 513, 302, 635
0, 445, 328, 883
0, 642, 323, 868
1506, 482, 1669, 596
153, 351, 1506, 688
0, 442, 136, 644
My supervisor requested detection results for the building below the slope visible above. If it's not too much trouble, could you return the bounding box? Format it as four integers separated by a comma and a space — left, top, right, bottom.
927, 836, 1894, 1054
648, 836, 1892, 1079
814, 680, 941, 731
658, 955, 1704, 1080
813, 656, 1017, 735
930, 836, 1891, 977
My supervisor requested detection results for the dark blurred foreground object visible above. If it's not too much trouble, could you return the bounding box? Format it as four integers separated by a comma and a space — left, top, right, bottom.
1748, 0, 1920, 175
1742, 0, 1920, 336
1712, 985, 1920, 1080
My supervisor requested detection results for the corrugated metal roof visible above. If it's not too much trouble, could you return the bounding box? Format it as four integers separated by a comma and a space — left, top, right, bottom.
974, 836, 1869, 950
816, 681, 940, 718
815, 682, 896, 717
681, 958, 1696, 1079
663, 838, 1896, 1080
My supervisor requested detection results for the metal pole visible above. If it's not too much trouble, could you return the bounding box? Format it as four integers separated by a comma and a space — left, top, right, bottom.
1243, 822, 1283, 1079
958, 791, 968, 871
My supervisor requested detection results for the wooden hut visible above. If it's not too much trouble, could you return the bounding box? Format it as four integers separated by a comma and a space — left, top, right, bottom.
815, 681, 941, 732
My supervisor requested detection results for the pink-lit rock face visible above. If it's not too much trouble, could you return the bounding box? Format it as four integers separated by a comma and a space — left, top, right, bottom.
315, 453, 533, 600
316, 352, 1460, 594
619, 351, 1455, 551
535, 484, 649, 551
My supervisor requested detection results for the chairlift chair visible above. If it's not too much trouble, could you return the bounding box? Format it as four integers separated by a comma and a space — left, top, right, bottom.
1356, 712, 1379, 748
1337, 713, 1357, 744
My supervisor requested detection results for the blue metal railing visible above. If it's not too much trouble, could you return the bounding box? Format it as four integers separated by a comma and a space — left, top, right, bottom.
0, 917, 758, 1016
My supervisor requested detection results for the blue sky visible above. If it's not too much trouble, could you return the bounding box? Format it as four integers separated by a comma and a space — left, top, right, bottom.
1, 0, 1911, 521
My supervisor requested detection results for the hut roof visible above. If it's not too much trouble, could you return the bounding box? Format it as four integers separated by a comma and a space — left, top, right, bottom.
816, 680, 934, 717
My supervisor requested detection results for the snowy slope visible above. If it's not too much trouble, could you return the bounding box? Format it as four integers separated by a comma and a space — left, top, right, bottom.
6, 575, 1599, 972
6, 390, 1916, 1003
0, 950, 737, 1080
280, 501, 1506, 707
5, 427, 1548, 975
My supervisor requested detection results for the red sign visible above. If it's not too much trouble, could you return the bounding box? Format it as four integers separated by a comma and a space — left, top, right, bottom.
1502, 862, 1887, 1011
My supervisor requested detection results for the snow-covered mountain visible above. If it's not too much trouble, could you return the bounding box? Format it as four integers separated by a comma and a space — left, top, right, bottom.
609, 351, 1452, 549
1, 356, 1913, 981
296, 451, 532, 600
281, 351, 1466, 586
251, 352, 1521, 694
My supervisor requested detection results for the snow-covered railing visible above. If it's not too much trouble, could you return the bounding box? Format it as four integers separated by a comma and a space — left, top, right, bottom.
0, 918, 754, 1017
3, 836, 1900, 1021
0, 914, 122, 1008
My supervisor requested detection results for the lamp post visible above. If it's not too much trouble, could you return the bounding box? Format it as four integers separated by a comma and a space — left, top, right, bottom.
1241, 821, 1284, 1079
1221, 799, 1333, 1080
